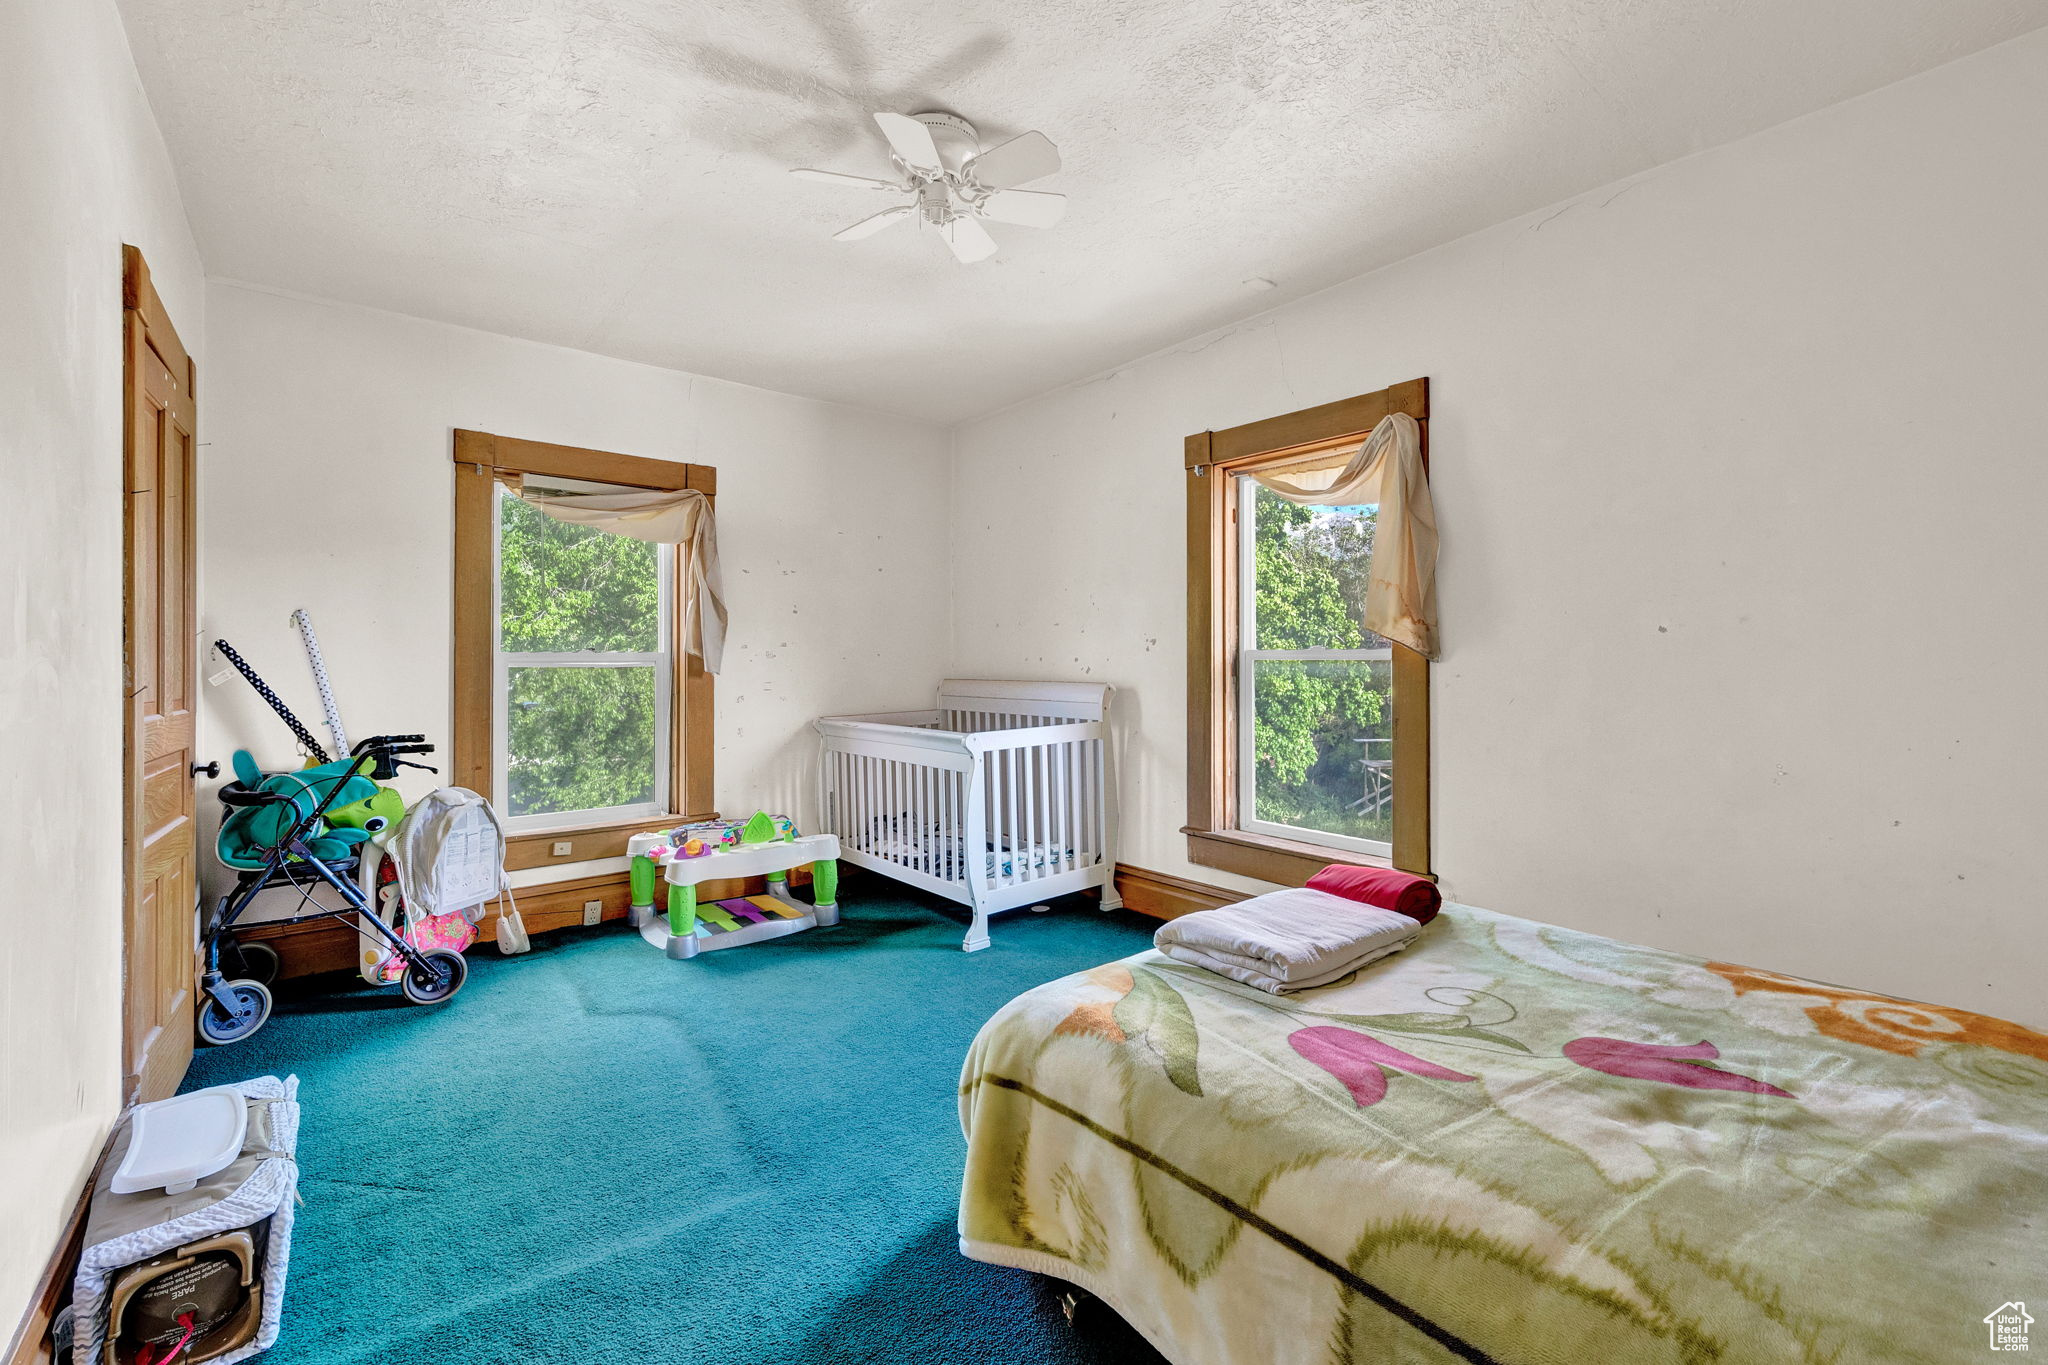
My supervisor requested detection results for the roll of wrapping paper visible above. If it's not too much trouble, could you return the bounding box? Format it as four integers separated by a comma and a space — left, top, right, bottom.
290, 609, 349, 758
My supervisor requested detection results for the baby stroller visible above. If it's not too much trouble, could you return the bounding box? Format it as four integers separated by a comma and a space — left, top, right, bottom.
200, 733, 466, 1045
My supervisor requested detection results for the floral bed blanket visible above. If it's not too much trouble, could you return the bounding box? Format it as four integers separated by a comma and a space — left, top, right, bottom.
958, 904, 2048, 1364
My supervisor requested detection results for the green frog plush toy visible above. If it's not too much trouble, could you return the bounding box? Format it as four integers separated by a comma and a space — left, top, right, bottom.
324, 782, 407, 839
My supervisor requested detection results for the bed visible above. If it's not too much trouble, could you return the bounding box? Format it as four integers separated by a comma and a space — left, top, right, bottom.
958, 901, 2048, 1364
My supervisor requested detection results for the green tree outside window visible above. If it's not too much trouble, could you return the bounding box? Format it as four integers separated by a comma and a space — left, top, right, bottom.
1247, 485, 1392, 844
499, 493, 667, 819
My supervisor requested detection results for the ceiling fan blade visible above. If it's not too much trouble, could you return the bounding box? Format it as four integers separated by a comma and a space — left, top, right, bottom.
963, 130, 1061, 188
791, 168, 902, 190
833, 205, 914, 241
977, 188, 1066, 228
942, 216, 999, 263
873, 112, 941, 168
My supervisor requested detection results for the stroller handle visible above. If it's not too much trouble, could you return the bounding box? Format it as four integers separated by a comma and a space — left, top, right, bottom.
350, 733, 439, 780
218, 783, 289, 809
353, 733, 429, 751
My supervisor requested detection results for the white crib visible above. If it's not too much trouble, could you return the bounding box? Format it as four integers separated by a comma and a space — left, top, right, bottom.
815, 680, 1119, 952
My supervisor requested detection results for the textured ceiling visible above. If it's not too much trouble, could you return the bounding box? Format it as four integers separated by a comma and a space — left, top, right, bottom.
120, 0, 2044, 423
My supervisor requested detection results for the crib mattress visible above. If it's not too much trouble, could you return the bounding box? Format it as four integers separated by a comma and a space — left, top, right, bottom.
858, 833, 1088, 883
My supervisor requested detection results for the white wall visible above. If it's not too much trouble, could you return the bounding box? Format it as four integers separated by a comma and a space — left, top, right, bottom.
197, 283, 952, 893
0, 0, 207, 1332
950, 29, 2048, 1027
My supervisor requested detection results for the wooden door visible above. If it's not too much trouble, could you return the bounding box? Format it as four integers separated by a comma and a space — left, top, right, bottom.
122, 246, 199, 1103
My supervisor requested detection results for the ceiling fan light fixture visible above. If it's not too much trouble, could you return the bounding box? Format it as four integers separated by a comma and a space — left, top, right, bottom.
790, 108, 1066, 264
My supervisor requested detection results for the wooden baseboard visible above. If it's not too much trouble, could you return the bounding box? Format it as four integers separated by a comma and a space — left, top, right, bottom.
1112, 863, 1243, 921
236, 865, 814, 978
4, 1141, 110, 1365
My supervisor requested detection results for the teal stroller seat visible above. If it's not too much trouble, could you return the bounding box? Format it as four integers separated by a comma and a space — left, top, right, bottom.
215, 750, 378, 870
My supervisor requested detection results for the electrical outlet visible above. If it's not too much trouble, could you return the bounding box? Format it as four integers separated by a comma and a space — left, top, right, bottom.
582, 900, 603, 927
552, 840, 573, 857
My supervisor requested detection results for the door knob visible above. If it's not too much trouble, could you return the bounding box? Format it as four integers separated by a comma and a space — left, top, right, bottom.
192, 760, 221, 779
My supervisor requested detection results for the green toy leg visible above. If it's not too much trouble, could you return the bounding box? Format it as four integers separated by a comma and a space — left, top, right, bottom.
811, 858, 840, 927
667, 882, 698, 937
630, 855, 656, 912
662, 882, 702, 960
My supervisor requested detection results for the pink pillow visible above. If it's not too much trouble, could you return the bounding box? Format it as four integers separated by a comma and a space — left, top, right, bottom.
1306, 864, 1442, 925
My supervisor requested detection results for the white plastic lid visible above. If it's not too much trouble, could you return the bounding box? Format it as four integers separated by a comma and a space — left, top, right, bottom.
111, 1086, 249, 1195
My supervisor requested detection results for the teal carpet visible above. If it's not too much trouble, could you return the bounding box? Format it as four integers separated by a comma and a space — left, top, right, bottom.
182, 889, 1171, 1364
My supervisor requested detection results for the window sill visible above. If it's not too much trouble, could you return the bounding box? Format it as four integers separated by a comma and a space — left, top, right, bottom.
505, 810, 718, 872
1182, 825, 1427, 887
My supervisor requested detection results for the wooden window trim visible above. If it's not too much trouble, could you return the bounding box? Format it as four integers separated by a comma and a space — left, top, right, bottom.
1184, 377, 1431, 885
451, 429, 716, 872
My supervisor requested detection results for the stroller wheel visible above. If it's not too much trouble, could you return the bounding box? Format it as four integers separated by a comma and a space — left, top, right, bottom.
232, 939, 280, 986
401, 948, 468, 1006
198, 980, 273, 1046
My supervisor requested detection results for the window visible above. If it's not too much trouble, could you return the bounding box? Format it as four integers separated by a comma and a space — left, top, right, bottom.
1184, 379, 1431, 883
496, 482, 670, 830
451, 429, 715, 868
1237, 479, 1394, 857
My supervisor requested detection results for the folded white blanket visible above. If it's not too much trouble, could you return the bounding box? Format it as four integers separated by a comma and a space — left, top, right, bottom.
1153, 887, 1422, 994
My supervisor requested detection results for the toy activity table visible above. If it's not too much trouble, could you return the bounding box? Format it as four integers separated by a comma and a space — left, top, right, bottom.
627, 812, 840, 960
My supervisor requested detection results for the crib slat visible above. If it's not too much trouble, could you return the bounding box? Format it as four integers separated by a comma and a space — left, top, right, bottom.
1078, 740, 1088, 870
1079, 740, 1090, 870
1080, 738, 1095, 867
1048, 741, 1062, 874
890, 758, 903, 867
1093, 738, 1105, 868
1064, 740, 1076, 872
1055, 740, 1070, 873
1004, 749, 1019, 886
866, 753, 879, 860
1025, 744, 1037, 883
1036, 743, 1049, 880
1030, 743, 1043, 883
986, 751, 999, 890
919, 764, 932, 875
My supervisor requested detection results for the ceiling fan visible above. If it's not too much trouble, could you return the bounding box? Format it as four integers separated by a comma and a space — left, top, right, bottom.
790, 111, 1066, 263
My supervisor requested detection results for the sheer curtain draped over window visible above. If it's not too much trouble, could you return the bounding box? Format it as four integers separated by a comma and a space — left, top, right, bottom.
509, 482, 727, 674
1248, 413, 1438, 658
